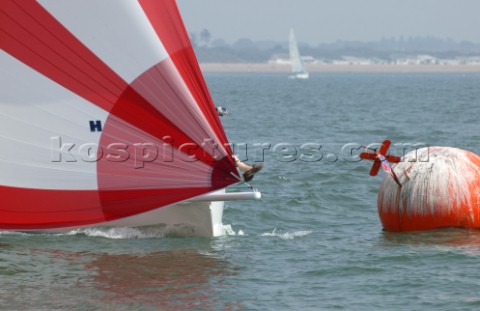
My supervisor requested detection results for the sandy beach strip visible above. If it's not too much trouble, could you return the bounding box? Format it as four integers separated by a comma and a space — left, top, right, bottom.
200, 63, 480, 73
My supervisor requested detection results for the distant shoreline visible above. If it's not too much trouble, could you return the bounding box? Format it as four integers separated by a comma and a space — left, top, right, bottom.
200, 63, 480, 73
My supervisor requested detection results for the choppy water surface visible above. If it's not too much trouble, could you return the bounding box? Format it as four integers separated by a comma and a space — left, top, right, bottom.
1, 73, 480, 310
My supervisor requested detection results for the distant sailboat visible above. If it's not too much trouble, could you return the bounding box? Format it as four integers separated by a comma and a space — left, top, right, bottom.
289, 28, 309, 79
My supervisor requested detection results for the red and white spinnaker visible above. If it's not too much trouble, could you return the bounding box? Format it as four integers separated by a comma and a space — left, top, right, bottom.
0, 0, 241, 231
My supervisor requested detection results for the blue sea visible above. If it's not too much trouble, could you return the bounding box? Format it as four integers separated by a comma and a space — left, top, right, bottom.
1, 72, 480, 310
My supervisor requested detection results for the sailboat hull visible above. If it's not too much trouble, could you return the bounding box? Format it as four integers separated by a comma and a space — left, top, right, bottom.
289, 72, 310, 79
10, 201, 225, 237
102, 197, 226, 237
102, 188, 262, 237
1, 189, 261, 237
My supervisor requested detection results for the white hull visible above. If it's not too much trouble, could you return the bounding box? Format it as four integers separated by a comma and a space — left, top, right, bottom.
104, 189, 261, 237
103, 189, 261, 237
104, 197, 227, 237
289, 72, 310, 80
20, 189, 261, 237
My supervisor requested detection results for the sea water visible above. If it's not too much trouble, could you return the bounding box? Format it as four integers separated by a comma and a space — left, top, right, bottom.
1, 73, 480, 310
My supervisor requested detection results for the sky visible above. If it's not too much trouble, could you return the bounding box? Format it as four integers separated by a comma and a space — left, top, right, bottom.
177, 0, 480, 45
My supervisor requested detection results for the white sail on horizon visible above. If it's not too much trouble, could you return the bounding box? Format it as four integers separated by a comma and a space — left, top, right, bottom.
289, 28, 309, 79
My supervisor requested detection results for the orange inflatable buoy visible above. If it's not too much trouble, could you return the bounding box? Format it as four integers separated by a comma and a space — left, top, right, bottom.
378, 147, 480, 232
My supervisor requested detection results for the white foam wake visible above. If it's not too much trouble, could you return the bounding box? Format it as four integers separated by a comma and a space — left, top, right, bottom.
66, 227, 166, 239
222, 224, 245, 236
261, 229, 312, 240
0, 224, 246, 239
69, 224, 245, 239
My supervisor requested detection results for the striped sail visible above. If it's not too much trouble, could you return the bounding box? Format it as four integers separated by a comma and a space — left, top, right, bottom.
0, 0, 239, 229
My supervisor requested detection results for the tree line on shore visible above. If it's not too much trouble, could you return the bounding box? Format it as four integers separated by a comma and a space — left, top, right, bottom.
190, 29, 480, 63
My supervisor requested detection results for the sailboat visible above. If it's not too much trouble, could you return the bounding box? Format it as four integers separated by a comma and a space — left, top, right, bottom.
289, 28, 309, 79
0, 0, 260, 237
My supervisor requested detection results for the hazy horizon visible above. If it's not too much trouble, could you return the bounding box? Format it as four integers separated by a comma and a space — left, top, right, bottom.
178, 0, 480, 45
